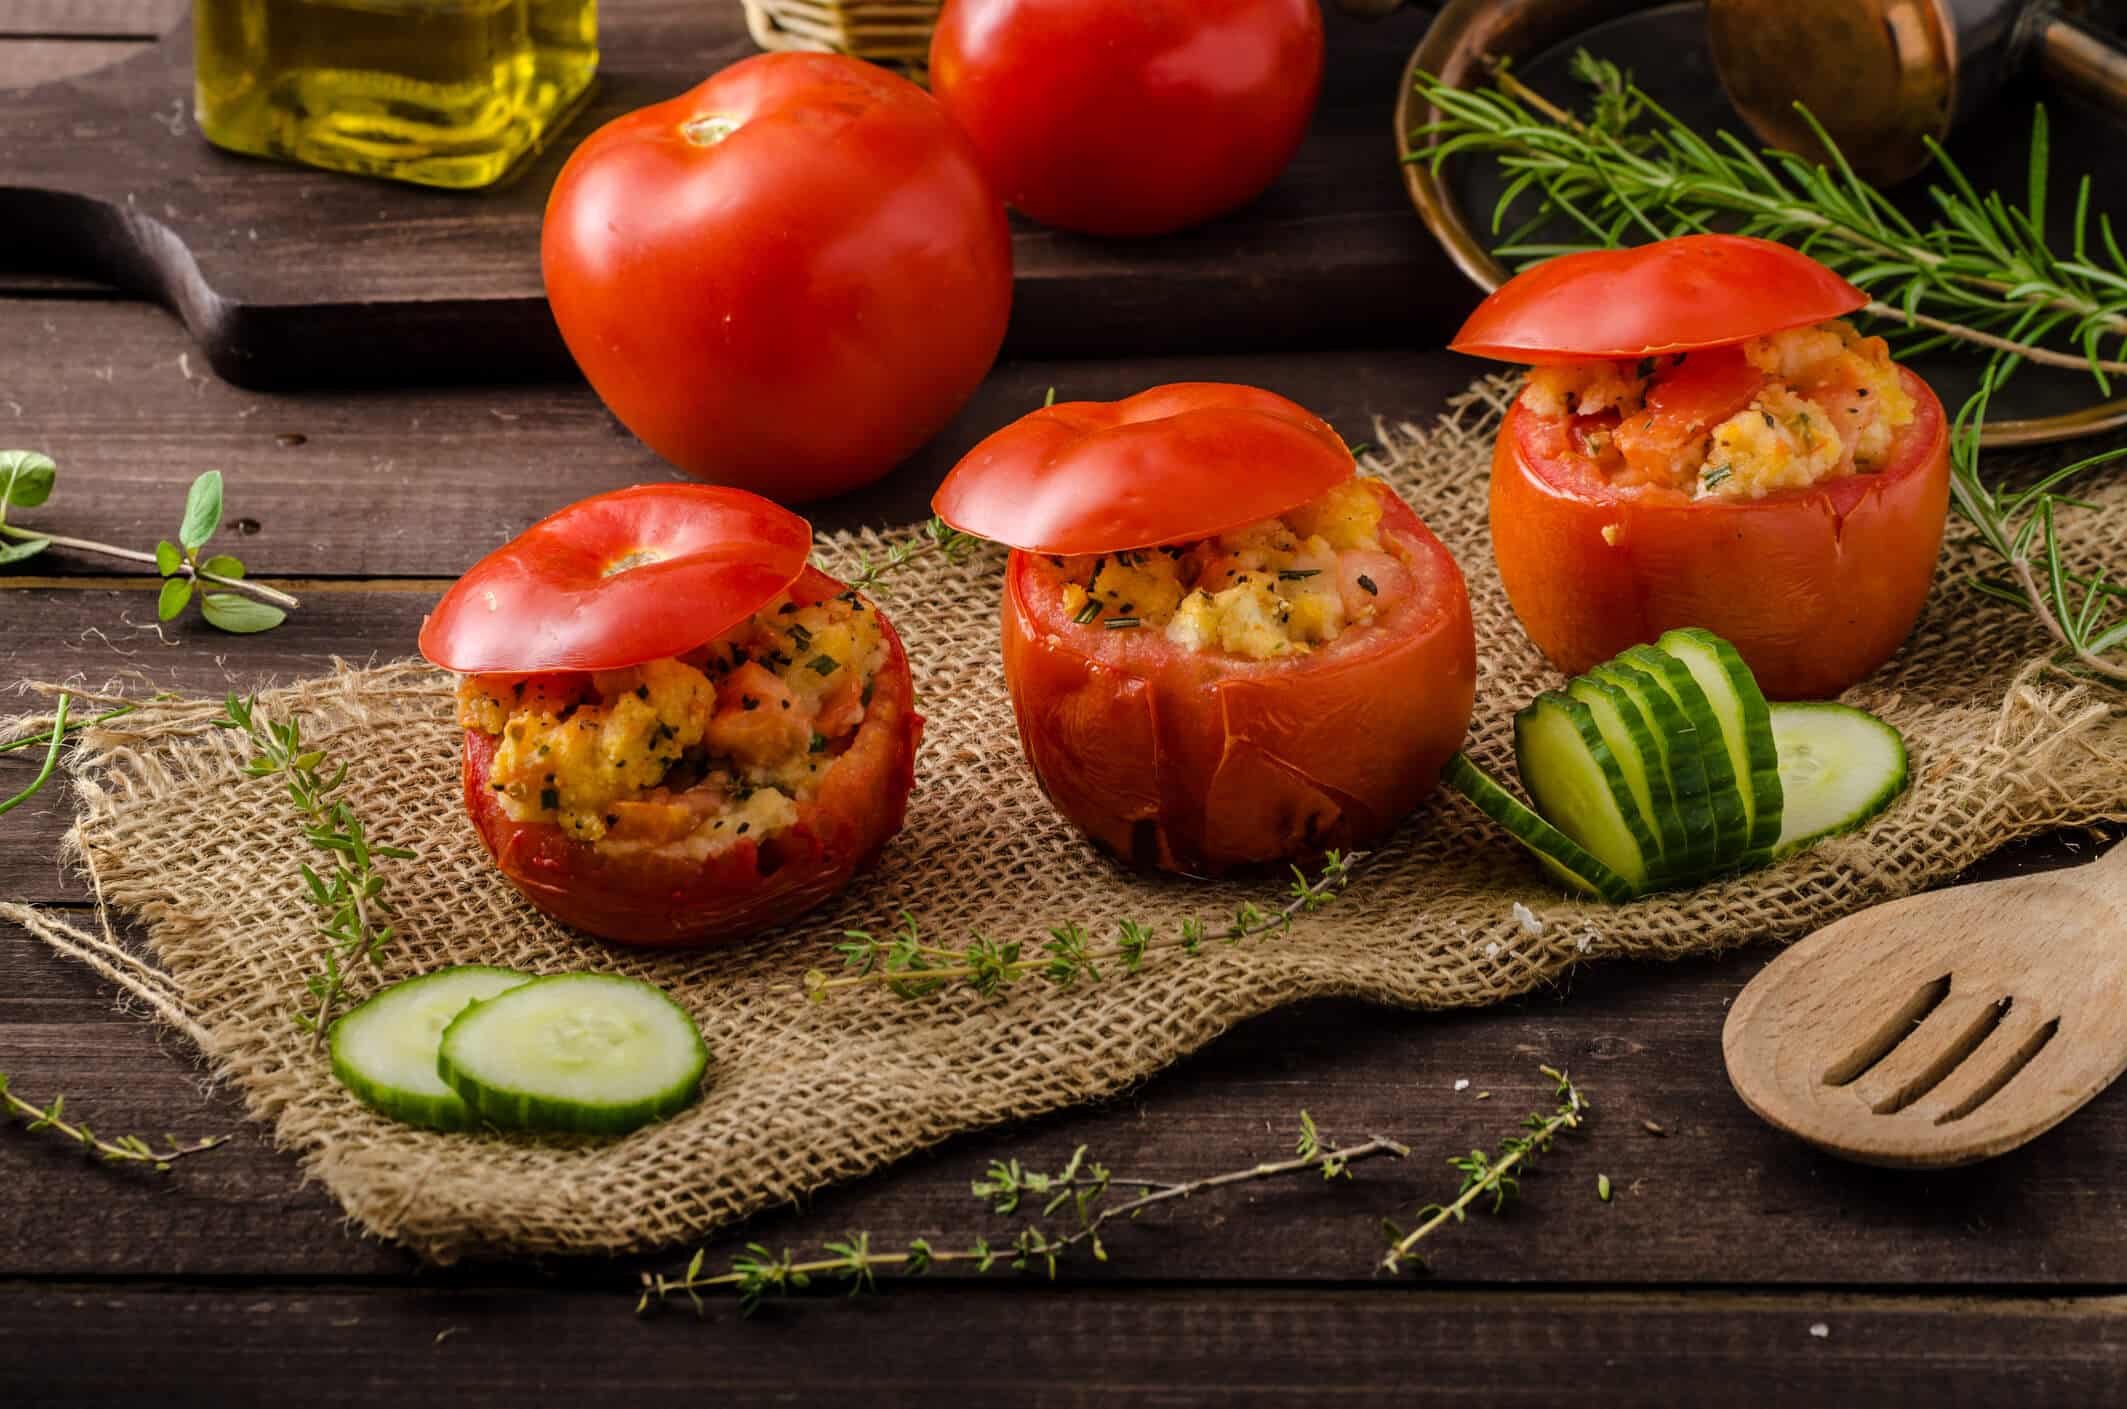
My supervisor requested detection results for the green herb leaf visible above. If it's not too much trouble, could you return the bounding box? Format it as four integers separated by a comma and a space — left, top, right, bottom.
0, 537, 50, 566
0, 451, 55, 509
157, 577, 193, 622
178, 471, 223, 552
200, 554, 244, 580
155, 540, 182, 576
200, 593, 285, 634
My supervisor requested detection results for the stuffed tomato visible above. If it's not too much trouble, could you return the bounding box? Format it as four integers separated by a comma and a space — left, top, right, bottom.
1458, 234, 1951, 700
934, 383, 1476, 875
418, 486, 921, 947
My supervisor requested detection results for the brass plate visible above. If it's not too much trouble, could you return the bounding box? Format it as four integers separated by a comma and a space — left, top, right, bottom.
1393, 0, 2127, 448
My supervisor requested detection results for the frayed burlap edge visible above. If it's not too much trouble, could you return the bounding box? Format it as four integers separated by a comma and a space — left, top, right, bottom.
5, 379, 2125, 1263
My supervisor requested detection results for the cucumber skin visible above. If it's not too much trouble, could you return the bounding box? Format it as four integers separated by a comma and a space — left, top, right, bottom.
1619, 644, 1748, 869
1769, 702, 1909, 857
436, 974, 709, 1137
1587, 660, 1718, 880
1514, 692, 1658, 890
1657, 628, 1785, 862
1564, 675, 1689, 886
1445, 752, 1639, 904
328, 965, 533, 1133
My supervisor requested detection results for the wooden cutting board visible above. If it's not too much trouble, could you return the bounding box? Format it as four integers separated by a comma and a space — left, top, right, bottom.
0, 2, 1463, 390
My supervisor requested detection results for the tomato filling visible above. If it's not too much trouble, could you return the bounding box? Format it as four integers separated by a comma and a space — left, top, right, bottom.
1518, 320, 1916, 499
1047, 479, 1413, 660
455, 589, 887, 856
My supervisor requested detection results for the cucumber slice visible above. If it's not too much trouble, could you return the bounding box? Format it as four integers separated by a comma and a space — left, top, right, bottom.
1514, 692, 1658, 892
438, 973, 709, 1136
1656, 629, 1784, 861
1587, 660, 1718, 879
1445, 752, 1639, 903
330, 966, 533, 1131
1619, 644, 1748, 869
1769, 702, 1908, 856
1564, 674, 1688, 886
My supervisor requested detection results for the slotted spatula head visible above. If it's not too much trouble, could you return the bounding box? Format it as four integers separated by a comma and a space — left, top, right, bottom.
1723, 843, 2127, 1168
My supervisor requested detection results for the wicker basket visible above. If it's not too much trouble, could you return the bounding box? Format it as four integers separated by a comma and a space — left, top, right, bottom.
741, 1, 943, 67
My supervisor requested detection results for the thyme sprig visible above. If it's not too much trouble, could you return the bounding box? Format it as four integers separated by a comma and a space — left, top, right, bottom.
215, 694, 414, 1046
1410, 55, 2127, 379
803, 850, 1361, 1002
840, 515, 980, 597
638, 1112, 1407, 1316
1411, 54, 2127, 681
1, 455, 294, 632
1, 1069, 227, 1170
1380, 1065, 1589, 1275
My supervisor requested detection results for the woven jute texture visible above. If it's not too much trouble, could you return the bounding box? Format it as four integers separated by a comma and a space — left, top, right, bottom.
10, 380, 2127, 1262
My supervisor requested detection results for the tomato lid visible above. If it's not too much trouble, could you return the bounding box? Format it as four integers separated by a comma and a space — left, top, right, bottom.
931, 383, 1354, 554
418, 484, 813, 674
1450, 234, 1868, 365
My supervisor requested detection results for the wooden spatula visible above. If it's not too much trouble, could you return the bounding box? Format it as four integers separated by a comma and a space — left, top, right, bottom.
1722, 842, 2127, 1168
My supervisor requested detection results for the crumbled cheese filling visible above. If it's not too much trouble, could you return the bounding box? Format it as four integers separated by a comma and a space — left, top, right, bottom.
1519, 320, 1916, 499
456, 589, 886, 852
1052, 479, 1413, 661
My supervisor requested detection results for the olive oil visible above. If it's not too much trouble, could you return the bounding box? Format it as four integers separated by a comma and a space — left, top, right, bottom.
194, 0, 598, 189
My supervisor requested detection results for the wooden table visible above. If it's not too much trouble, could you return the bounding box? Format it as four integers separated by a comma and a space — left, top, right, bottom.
4, 8, 2125, 1406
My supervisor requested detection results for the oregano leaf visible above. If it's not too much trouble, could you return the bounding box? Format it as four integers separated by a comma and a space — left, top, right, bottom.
179, 470, 223, 552
0, 537, 50, 566
0, 451, 55, 509
155, 540, 182, 576
200, 593, 285, 634
157, 577, 193, 622
200, 553, 244, 580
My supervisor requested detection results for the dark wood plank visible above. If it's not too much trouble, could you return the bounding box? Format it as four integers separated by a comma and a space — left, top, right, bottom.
0, 4, 1465, 388
0, 298, 1482, 578
7, 1281, 2126, 1407
0, 38, 146, 87
0, 0, 177, 40
8, 880, 2127, 1285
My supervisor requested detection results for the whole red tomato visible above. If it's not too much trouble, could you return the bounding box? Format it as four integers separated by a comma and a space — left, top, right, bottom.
542, 53, 1013, 503
929, 0, 1325, 238
422, 487, 923, 947
935, 384, 1477, 875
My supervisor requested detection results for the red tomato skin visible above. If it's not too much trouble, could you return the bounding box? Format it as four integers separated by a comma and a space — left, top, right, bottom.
1001, 482, 1477, 875
931, 382, 1354, 554
541, 53, 1012, 503
1451, 235, 1868, 364
459, 568, 923, 947
929, 0, 1324, 238
1490, 367, 1951, 700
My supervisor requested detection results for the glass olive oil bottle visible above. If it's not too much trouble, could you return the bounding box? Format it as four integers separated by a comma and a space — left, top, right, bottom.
194, 0, 598, 189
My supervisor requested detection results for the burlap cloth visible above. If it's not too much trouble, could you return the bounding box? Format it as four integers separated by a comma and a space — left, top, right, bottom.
8, 380, 2126, 1263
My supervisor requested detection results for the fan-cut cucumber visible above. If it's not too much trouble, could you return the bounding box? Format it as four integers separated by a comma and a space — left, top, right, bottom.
1514, 692, 1658, 892
1619, 644, 1748, 868
1564, 674, 1688, 886
329, 965, 533, 1131
1769, 702, 1908, 855
1445, 753, 1639, 902
438, 973, 708, 1136
1656, 628, 1783, 861
1587, 659, 1718, 879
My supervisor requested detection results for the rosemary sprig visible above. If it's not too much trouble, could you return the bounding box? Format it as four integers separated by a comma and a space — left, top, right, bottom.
638, 1112, 1408, 1316
1411, 54, 2127, 681
1409, 55, 2127, 379
1380, 1065, 1589, 1275
803, 850, 1361, 1002
1, 1069, 227, 1170
1, 455, 294, 631
215, 694, 414, 1046
840, 516, 980, 597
